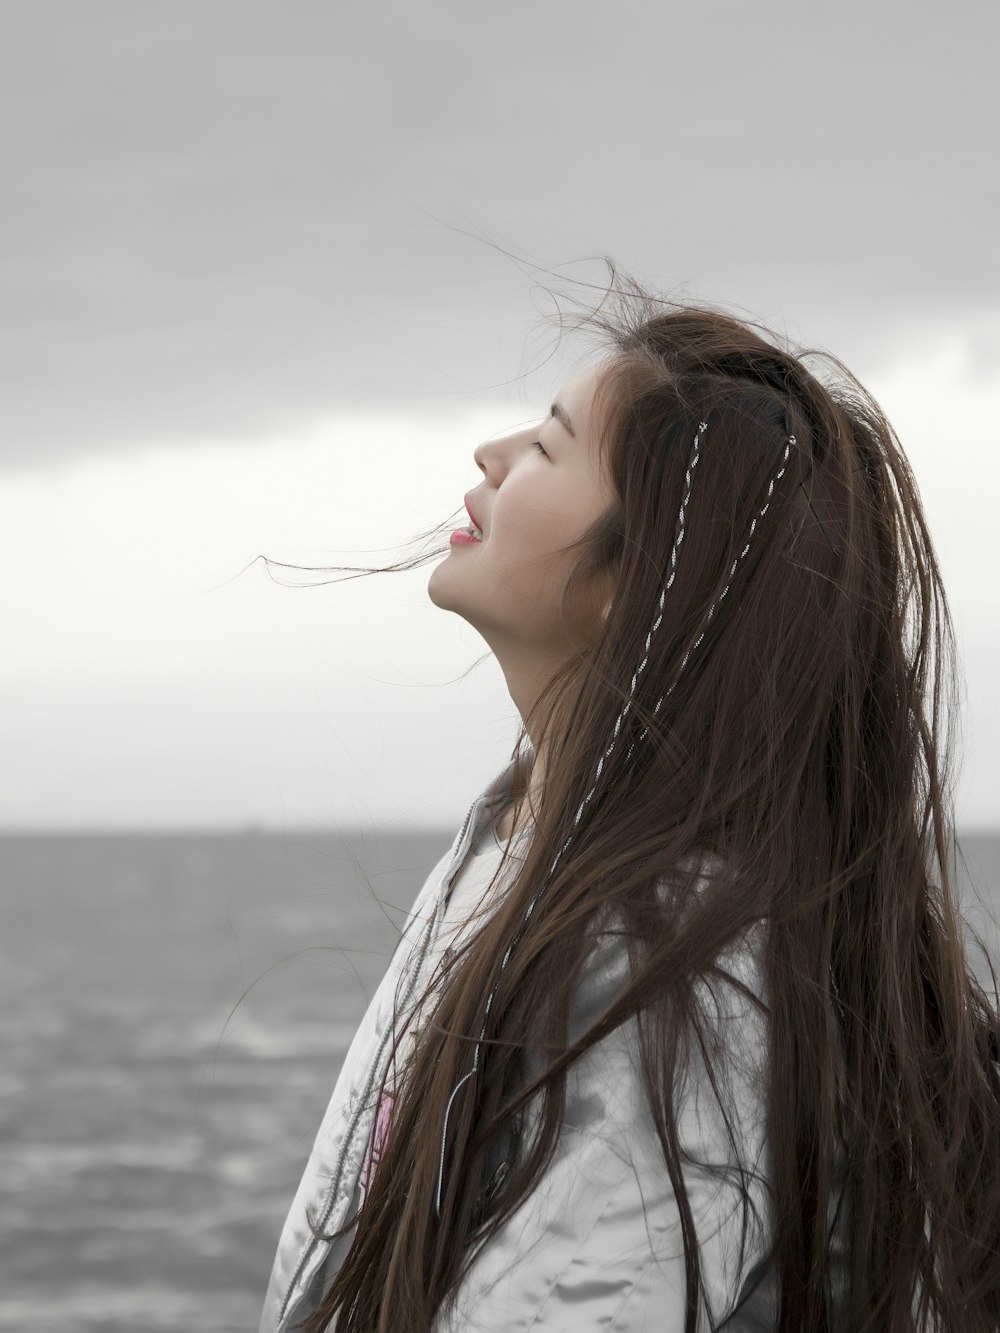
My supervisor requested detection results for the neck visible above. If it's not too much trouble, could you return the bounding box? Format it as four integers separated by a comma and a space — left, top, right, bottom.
497, 745, 543, 840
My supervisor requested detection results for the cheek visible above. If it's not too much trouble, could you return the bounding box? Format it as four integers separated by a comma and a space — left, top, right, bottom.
493, 484, 577, 552
488, 495, 537, 557
489, 515, 565, 576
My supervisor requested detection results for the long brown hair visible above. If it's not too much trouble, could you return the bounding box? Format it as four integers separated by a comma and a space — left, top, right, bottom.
289, 264, 1000, 1331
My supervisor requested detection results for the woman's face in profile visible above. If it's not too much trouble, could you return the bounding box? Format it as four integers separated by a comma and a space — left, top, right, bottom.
427, 359, 617, 669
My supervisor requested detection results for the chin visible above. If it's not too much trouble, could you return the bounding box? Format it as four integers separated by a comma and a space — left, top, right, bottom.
426, 560, 458, 610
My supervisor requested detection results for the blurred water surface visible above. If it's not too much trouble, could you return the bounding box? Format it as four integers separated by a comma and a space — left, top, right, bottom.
0, 829, 452, 1332
1, 829, 998, 1332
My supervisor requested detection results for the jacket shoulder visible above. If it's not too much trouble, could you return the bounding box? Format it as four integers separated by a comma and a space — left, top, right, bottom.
436, 921, 772, 1331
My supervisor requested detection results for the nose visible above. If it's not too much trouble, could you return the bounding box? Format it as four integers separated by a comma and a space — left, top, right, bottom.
473, 425, 528, 476
473, 436, 498, 475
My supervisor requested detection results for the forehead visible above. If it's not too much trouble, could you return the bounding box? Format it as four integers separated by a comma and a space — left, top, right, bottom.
557, 359, 607, 406
554, 358, 614, 430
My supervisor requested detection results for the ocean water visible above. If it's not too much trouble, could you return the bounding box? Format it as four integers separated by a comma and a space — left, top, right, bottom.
1, 828, 998, 1333
0, 828, 453, 1333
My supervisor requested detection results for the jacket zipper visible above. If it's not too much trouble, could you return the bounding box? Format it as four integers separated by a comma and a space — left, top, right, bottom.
277, 799, 479, 1327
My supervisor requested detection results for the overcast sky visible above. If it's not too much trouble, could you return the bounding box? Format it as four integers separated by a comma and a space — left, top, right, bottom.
2, 0, 997, 831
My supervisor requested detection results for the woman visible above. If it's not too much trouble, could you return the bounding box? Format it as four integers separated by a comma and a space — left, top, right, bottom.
259, 268, 1000, 1331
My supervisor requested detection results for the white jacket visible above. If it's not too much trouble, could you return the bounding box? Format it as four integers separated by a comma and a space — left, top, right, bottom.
259, 756, 849, 1331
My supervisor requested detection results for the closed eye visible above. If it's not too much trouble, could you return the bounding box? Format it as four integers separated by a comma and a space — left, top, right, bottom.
532, 440, 549, 458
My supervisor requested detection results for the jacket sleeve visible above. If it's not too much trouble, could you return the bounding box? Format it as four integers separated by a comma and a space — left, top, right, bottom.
432, 933, 773, 1333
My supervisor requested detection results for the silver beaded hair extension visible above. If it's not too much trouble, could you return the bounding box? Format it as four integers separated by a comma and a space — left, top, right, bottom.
621, 427, 794, 764
434, 420, 795, 1220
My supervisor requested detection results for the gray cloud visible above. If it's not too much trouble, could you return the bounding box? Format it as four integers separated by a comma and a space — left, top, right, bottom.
2, 0, 997, 464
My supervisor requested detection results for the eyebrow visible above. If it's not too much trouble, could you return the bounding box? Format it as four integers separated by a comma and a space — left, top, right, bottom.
549, 401, 576, 439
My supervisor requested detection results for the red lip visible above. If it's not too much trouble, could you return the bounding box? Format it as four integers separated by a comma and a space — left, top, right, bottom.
464, 492, 484, 532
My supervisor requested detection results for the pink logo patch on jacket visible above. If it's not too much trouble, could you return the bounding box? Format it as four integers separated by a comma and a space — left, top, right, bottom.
360, 1089, 395, 1194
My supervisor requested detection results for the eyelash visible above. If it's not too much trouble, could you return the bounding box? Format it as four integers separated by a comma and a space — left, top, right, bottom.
532, 440, 549, 458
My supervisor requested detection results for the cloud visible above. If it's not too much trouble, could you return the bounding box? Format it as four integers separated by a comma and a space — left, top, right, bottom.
2, 323, 998, 828
3, 0, 997, 463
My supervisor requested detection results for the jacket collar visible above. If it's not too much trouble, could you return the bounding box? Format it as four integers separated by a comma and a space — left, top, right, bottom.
472, 745, 535, 825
